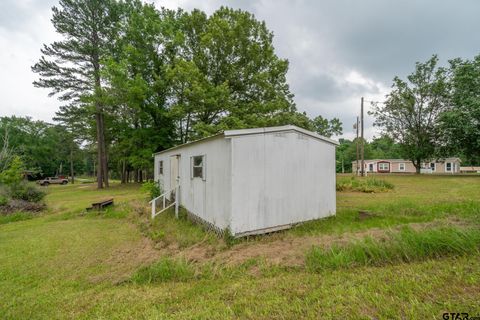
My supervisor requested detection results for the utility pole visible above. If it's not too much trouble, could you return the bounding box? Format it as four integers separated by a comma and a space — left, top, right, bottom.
361, 97, 365, 177
355, 116, 359, 176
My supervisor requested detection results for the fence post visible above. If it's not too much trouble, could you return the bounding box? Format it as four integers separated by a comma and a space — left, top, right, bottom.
151, 198, 155, 218
163, 196, 166, 211
175, 185, 179, 219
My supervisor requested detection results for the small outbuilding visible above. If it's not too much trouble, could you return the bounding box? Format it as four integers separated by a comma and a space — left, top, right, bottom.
153, 125, 338, 237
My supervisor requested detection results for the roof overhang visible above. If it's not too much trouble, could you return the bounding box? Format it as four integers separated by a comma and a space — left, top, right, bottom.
224, 125, 339, 146
153, 125, 339, 157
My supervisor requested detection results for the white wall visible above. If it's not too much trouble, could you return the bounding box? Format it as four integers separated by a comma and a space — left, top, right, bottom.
229, 131, 336, 236
154, 136, 232, 230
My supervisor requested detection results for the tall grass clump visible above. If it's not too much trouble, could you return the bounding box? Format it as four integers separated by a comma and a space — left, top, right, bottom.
306, 226, 480, 272
147, 208, 218, 248
131, 258, 195, 284
336, 176, 394, 193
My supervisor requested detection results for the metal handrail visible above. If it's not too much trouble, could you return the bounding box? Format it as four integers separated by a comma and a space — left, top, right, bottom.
150, 185, 180, 219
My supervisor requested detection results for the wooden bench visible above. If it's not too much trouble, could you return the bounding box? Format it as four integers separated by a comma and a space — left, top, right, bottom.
87, 198, 114, 211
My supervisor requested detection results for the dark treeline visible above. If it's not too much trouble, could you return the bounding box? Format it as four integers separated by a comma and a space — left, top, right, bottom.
0, 116, 92, 178
31, 0, 342, 187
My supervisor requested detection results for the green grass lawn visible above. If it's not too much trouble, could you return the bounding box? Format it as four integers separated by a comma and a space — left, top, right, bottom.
1, 176, 479, 319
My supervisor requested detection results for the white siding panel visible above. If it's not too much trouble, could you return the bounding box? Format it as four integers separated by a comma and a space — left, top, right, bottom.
230, 131, 336, 235
154, 137, 231, 230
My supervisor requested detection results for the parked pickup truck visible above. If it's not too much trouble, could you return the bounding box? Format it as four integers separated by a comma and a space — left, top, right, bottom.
37, 177, 69, 186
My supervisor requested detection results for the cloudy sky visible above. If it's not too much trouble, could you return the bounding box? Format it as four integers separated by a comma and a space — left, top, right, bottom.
1, 0, 479, 140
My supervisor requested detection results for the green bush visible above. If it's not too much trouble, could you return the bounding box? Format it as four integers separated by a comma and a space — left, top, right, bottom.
141, 181, 162, 199
306, 226, 480, 272
131, 258, 194, 284
0, 156, 45, 204
336, 176, 394, 193
0, 194, 8, 206
8, 182, 46, 203
0, 156, 24, 185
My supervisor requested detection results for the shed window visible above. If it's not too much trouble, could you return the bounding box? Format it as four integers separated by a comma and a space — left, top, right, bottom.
446, 162, 452, 172
158, 160, 163, 175
430, 163, 436, 171
399, 163, 405, 171
191, 155, 205, 179
378, 163, 390, 171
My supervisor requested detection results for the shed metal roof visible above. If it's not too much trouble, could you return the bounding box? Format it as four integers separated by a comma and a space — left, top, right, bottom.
153, 125, 339, 156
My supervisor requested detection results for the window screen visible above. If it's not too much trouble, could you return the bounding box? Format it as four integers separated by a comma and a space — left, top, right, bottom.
192, 155, 204, 179
158, 161, 163, 175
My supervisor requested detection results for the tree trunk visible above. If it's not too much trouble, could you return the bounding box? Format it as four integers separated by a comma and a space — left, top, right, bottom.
70, 149, 74, 184
92, 27, 108, 189
413, 159, 421, 174
95, 112, 104, 188
100, 113, 109, 187
121, 159, 126, 184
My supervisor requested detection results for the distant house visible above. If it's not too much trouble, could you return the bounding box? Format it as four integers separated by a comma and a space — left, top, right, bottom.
352, 158, 461, 174
153, 125, 338, 237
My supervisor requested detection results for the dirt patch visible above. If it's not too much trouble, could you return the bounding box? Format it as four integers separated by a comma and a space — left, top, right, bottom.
107, 217, 468, 279
88, 236, 162, 284
0, 199, 45, 214
172, 218, 468, 268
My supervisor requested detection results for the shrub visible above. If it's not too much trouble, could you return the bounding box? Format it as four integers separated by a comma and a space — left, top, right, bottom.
0, 194, 7, 206
131, 258, 194, 284
8, 182, 46, 203
306, 226, 480, 272
141, 181, 162, 199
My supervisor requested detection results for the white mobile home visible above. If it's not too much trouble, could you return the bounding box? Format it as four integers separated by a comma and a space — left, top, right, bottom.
153, 125, 338, 237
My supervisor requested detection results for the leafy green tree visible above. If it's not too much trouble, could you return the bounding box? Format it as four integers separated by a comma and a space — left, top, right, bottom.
33, 2, 342, 183
370, 55, 449, 173
369, 135, 402, 159
440, 56, 480, 165
336, 139, 352, 173
311, 115, 343, 138
0, 127, 13, 172
0, 156, 24, 186
102, 2, 178, 181
0, 117, 84, 177
32, 0, 123, 188
168, 7, 299, 140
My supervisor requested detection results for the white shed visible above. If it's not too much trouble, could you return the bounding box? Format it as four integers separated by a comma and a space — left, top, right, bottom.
153, 125, 338, 237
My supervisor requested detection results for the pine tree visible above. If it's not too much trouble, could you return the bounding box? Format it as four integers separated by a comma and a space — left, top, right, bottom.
32, 0, 122, 188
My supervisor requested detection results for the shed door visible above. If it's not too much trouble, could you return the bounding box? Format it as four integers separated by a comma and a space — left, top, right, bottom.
170, 155, 180, 189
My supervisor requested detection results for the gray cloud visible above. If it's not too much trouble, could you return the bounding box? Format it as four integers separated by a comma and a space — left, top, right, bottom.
2, 0, 480, 140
